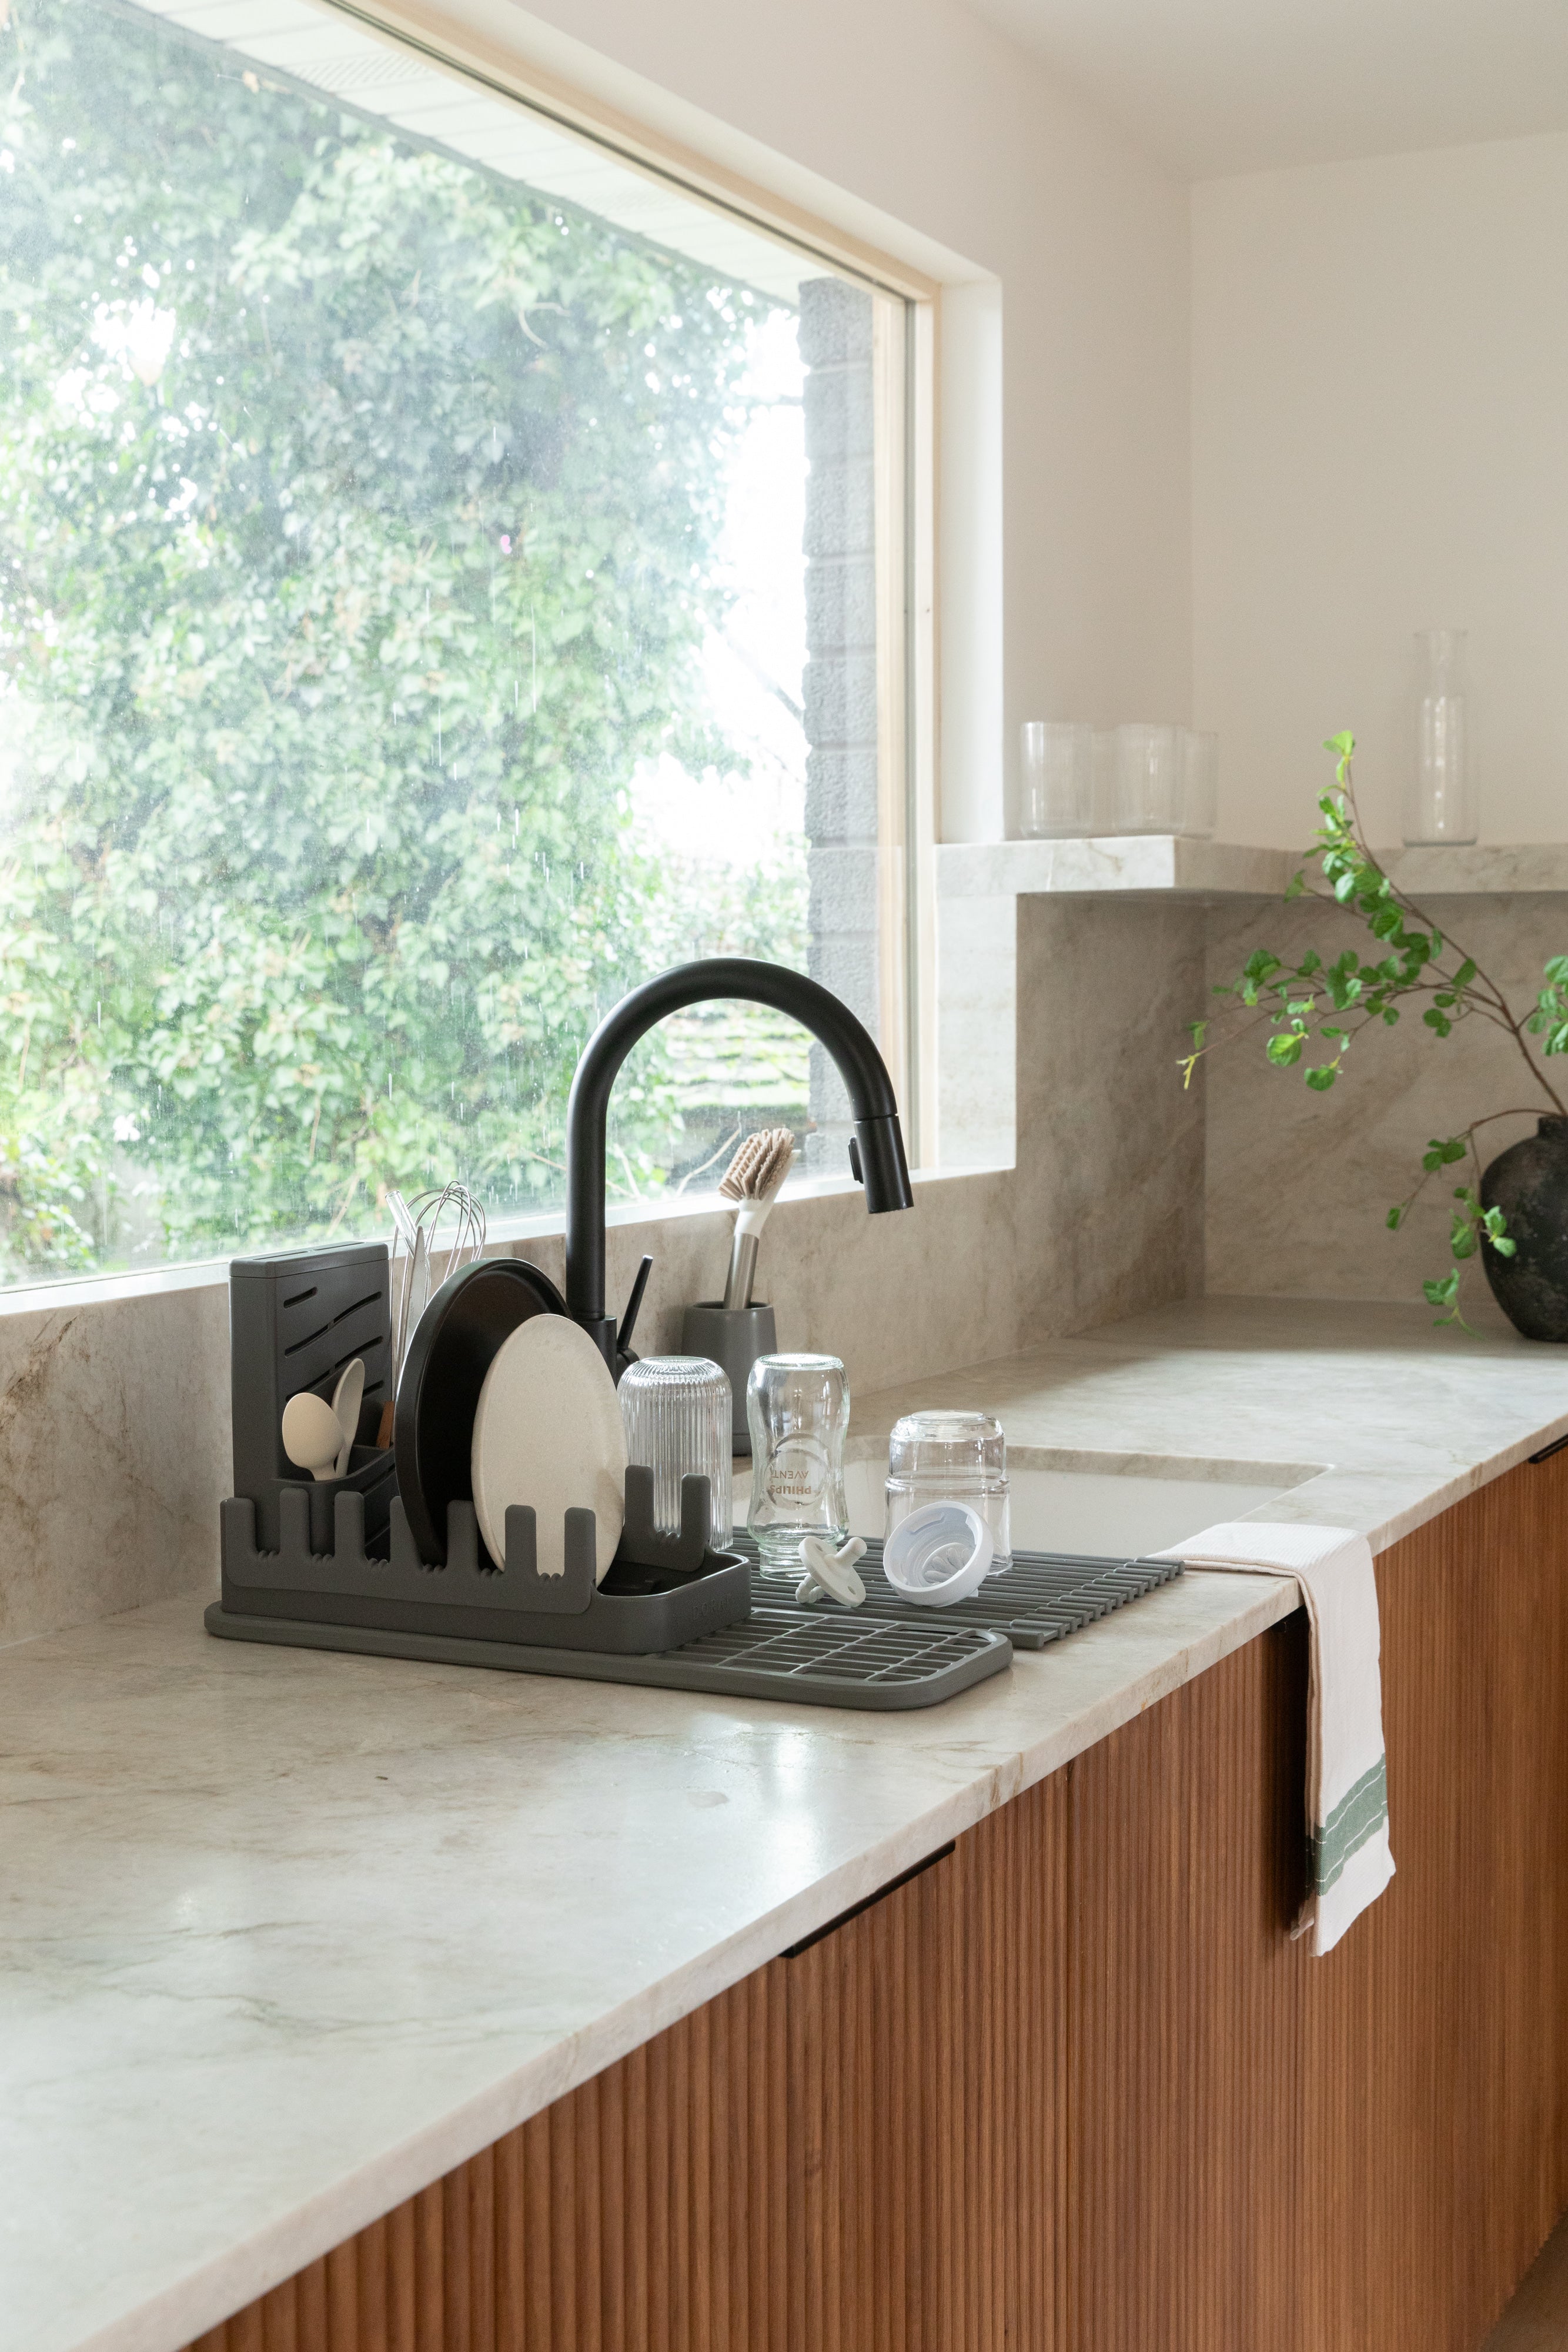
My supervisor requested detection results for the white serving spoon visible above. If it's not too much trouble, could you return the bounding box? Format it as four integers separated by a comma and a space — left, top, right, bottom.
281, 1391, 345, 1483
329, 1358, 365, 1477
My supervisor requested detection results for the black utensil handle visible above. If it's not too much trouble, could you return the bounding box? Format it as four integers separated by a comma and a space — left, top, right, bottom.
617, 1254, 653, 1359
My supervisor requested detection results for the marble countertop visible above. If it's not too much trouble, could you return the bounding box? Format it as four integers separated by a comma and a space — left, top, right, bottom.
6, 1295, 1567, 2352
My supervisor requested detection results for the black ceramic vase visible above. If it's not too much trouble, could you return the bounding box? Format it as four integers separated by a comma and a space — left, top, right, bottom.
1480, 1115, 1568, 1341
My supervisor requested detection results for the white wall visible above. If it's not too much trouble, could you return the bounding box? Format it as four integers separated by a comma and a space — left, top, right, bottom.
1193, 132, 1568, 850
396, 0, 1193, 838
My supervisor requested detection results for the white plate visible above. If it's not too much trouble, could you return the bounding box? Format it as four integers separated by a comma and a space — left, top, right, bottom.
470, 1318, 627, 1581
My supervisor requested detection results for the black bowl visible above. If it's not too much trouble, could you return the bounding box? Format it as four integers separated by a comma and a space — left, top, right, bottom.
394, 1257, 568, 1564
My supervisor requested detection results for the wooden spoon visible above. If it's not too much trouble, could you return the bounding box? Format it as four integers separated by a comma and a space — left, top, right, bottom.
281, 1391, 345, 1484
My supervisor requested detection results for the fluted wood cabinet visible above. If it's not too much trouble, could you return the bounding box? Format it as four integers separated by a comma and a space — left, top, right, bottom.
191, 1452, 1568, 2352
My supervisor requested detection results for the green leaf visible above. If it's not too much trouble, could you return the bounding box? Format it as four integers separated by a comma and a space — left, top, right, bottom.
1493, 1237, 1518, 1257
1387, 1205, 1403, 1230
1424, 1271, 1460, 1308
1545, 956, 1568, 985
1323, 732, 1356, 758
1265, 1033, 1304, 1067
1305, 1065, 1338, 1091
1453, 958, 1477, 988
1284, 870, 1306, 901
1423, 1009, 1453, 1037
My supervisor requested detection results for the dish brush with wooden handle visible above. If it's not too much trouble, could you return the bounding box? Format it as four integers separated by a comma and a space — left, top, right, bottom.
719, 1128, 795, 1309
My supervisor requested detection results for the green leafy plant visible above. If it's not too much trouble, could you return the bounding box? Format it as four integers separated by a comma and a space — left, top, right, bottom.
1182, 732, 1568, 1328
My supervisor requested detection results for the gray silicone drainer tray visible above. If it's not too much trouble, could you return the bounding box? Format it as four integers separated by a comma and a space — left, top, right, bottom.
731, 1533, 1183, 1647
206, 1464, 1011, 1708
203, 1601, 1012, 1711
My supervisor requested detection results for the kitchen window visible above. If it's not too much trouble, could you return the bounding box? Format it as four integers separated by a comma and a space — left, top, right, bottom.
0, 0, 925, 1287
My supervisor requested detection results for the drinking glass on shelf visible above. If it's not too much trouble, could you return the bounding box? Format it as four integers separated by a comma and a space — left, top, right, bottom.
1019, 721, 1094, 837
1406, 629, 1476, 846
747, 1354, 850, 1576
1179, 729, 1218, 839
1114, 724, 1182, 832
1092, 730, 1117, 833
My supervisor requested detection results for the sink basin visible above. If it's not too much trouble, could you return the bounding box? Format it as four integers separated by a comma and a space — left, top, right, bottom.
841, 1444, 1325, 1559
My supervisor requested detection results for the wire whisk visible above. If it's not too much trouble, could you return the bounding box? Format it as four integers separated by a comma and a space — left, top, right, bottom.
385, 1184, 486, 1426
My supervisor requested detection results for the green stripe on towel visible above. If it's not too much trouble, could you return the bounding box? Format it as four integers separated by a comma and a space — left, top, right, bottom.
1309, 1755, 1389, 1895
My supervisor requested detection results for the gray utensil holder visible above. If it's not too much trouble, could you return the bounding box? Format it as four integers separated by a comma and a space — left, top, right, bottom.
229, 1240, 393, 1549
680, 1301, 776, 1455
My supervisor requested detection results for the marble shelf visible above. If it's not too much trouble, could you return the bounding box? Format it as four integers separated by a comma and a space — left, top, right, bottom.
937, 837, 1568, 902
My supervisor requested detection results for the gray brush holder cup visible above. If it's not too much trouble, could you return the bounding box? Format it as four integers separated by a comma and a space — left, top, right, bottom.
680, 1301, 776, 1455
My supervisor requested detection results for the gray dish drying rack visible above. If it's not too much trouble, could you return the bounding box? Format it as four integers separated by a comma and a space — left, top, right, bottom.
208, 1242, 1181, 1711
208, 1465, 1013, 1711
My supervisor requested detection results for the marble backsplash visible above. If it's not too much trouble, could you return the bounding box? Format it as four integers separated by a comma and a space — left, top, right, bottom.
0, 888, 1209, 1648
0, 1284, 230, 1651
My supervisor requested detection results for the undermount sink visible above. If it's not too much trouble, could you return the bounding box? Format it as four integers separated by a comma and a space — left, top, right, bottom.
841, 1443, 1325, 1559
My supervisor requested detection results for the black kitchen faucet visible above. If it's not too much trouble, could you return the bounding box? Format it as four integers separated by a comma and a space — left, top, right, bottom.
564, 957, 915, 1372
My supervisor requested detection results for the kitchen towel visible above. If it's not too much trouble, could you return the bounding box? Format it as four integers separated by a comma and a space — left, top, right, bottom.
1158, 1521, 1394, 1957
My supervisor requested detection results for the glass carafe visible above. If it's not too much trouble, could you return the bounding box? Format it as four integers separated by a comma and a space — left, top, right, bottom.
1406, 629, 1476, 846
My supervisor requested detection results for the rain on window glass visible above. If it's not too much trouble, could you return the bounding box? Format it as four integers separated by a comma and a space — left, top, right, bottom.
0, 0, 904, 1282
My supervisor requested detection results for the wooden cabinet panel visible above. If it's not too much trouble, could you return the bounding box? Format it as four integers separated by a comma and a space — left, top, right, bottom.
190, 1453, 1568, 2352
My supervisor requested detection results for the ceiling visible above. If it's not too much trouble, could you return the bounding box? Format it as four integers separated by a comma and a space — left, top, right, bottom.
963, 0, 1568, 178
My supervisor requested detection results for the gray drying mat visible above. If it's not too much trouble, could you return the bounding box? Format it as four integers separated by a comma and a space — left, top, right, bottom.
731, 1535, 1183, 1649
204, 1600, 1011, 1711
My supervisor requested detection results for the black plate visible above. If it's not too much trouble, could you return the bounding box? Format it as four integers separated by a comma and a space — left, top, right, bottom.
394, 1257, 568, 1565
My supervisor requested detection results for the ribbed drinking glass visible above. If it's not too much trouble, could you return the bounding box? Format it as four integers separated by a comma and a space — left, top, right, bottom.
618, 1356, 732, 1549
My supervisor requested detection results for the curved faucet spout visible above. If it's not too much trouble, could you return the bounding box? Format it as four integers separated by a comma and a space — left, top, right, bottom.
566, 957, 914, 1365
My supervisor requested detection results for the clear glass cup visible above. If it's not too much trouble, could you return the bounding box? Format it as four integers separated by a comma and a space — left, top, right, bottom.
747, 1353, 850, 1575
1114, 723, 1182, 833
618, 1357, 732, 1550
1178, 729, 1218, 838
1019, 720, 1094, 837
1091, 729, 1117, 833
884, 1409, 1011, 1573
1406, 629, 1476, 846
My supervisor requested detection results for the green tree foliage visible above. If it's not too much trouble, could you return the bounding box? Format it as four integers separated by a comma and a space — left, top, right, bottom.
0, 0, 805, 1277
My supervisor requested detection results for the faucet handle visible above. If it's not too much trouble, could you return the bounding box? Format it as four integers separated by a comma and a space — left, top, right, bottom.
848, 1135, 863, 1185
